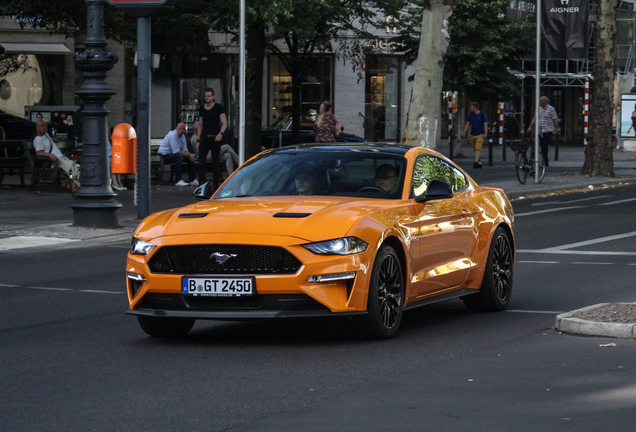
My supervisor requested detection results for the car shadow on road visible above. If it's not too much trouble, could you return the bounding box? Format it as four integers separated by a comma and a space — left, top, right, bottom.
128, 302, 480, 346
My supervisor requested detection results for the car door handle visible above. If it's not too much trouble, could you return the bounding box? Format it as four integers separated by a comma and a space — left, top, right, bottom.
462, 209, 470, 217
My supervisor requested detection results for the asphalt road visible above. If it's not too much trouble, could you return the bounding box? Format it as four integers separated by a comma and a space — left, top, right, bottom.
1, 185, 636, 431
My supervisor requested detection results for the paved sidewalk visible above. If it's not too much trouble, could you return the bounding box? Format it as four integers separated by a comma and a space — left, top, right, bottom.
1, 143, 635, 337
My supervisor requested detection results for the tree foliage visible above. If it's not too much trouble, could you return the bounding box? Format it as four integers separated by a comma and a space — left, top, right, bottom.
391, 0, 534, 100
1, 0, 404, 154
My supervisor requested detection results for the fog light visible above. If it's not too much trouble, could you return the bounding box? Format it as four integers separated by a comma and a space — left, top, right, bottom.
307, 272, 355, 283
127, 272, 146, 298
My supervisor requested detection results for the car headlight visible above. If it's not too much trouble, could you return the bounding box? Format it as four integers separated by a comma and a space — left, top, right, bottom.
130, 238, 156, 255
302, 237, 368, 255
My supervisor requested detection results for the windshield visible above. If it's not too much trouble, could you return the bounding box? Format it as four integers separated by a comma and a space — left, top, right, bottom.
215, 149, 406, 199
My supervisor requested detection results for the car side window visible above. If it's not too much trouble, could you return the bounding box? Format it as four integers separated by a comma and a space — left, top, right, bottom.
412, 155, 467, 197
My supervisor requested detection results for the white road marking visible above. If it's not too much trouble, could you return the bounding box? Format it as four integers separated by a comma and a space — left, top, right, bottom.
517, 260, 560, 264
572, 262, 614, 265
29, 286, 71, 291
0, 236, 78, 251
514, 206, 587, 217
598, 197, 636, 206
1, 284, 124, 294
79, 290, 124, 294
531, 195, 613, 206
506, 310, 564, 314
541, 230, 636, 251
518, 249, 636, 256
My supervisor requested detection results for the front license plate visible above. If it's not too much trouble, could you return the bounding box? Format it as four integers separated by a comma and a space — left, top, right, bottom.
182, 277, 254, 297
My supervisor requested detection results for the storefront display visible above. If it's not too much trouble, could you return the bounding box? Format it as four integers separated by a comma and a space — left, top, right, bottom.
25, 105, 78, 142
365, 56, 400, 142
270, 56, 332, 128
179, 78, 223, 137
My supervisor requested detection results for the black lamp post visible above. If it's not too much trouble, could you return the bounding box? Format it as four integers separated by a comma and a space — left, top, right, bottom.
71, 0, 122, 228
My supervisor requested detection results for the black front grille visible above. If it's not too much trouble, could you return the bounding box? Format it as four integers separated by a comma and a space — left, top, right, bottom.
147, 245, 302, 275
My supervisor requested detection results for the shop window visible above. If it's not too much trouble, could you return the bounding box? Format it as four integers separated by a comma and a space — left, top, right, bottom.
269, 55, 332, 128
365, 56, 400, 142
178, 78, 224, 137
0, 54, 63, 118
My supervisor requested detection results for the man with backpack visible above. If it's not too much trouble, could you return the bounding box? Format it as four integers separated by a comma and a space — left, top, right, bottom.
462, 102, 488, 168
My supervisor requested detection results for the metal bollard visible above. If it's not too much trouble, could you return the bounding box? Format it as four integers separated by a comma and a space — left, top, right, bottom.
488, 127, 494, 167
449, 128, 454, 160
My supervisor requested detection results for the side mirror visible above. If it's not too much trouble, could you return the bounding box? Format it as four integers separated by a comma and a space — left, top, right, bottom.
414, 180, 454, 203
193, 181, 215, 200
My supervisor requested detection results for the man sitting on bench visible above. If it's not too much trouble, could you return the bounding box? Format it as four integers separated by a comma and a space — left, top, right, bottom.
158, 122, 198, 187
33, 120, 76, 174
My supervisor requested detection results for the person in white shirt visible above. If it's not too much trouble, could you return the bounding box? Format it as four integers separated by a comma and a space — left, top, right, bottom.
158, 122, 198, 187
33, 120, 75, 173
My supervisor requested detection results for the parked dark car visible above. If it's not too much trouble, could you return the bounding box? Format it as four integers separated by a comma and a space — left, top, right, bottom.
262, 114, 366, 148
0, 111, 37, 140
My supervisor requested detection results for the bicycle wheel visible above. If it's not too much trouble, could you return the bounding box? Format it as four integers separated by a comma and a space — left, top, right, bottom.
515, 151, 528, 184
69, 159, 81, 199
535, 153, 546, 183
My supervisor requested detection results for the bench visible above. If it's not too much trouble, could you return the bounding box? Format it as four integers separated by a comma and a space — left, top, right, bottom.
23, 142, 63, 191
0, 140, 29, 186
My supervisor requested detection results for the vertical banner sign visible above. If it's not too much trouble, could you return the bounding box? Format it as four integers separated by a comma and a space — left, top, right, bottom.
542, 0, 590, 59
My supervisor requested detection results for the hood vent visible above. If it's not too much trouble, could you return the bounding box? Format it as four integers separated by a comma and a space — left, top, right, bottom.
178, 213, 208, 219
273, 212, 311, 218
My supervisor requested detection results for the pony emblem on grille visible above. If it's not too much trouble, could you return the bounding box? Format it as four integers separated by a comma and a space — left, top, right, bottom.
210, 252, 237, 264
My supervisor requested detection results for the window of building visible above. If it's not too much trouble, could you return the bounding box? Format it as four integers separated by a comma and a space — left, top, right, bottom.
365, 56, 400, 141
269, 55, 332, 128
0, 54, 63, 118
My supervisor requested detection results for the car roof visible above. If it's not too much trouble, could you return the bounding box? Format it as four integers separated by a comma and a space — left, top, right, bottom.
267, 142, 415, 156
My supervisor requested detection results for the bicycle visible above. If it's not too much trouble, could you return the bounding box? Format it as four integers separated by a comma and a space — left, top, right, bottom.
511, 133, 545, 184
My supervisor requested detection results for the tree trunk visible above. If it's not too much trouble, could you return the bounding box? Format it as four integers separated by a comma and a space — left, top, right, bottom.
245, 22, 266, 159
404, 0, 456, 148
582, 0, 615, 176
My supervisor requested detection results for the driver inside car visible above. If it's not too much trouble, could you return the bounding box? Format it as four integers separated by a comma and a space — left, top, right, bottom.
294, 172, 316, 195
373, 164, 399, 194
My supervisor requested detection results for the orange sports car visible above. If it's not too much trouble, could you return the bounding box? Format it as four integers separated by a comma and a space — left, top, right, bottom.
126, 143, 515, 339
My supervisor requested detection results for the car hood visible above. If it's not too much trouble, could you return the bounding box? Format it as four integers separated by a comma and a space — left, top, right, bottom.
135, 196, 389, 243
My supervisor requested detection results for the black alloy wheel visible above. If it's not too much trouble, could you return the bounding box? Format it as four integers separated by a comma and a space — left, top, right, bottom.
356, 244, 404, 339
463, 227, 514, 312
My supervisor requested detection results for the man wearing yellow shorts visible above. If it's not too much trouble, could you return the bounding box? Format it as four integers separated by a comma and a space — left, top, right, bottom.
462, 102, 488, 168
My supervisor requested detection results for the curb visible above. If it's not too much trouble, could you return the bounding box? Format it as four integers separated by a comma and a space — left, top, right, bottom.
555, 303, 636, 339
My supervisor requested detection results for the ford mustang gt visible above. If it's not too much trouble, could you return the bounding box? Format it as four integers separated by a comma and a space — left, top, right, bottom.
126, 143, 515, 339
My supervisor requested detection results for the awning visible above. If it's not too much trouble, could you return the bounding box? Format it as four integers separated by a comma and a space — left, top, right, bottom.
0, 43, 72, 55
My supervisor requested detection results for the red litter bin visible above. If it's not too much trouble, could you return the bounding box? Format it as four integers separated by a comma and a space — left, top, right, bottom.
112, 123, 137, 174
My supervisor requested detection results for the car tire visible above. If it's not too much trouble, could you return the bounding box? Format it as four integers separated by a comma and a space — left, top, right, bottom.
463, 227, 513, 312
356, 244, 404, 340
137, 315, 196, 338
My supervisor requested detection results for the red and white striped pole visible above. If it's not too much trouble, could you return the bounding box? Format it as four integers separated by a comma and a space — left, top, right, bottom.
498, 101, 504, 148
448, 93, 453, 146
584, 78, 589, 146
